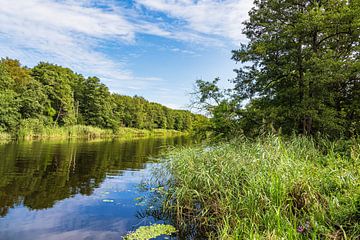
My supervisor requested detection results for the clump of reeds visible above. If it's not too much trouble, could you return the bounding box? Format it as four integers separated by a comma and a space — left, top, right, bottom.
14, 119, 186, 141
0, 131, 11, 142
157, 135, 360, 239
16, 119, 113, 140
114, 127, 185, 139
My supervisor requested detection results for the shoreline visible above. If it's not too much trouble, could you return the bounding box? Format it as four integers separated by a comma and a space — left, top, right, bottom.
0, 125, 189, 143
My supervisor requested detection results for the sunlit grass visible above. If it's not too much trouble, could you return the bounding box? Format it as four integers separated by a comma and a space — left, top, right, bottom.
0, 131, 11, 143
0, 118, 187, 141
157, 135, 360, 239
16, 122, 113, 140
115, 127, 184, 139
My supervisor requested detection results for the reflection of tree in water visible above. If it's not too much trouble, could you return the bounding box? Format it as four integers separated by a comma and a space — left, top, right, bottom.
0, 136, 191, 217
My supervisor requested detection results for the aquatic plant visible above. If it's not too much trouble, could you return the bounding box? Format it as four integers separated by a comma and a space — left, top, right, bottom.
157, 135, 360, 239
1, 121, 185, 141
123, 224, 176, 240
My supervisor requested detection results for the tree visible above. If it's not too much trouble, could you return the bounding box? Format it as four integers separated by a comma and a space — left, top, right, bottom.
194, 0, 360, 138
112, 94, 133, 127
1, 58, 49, 120
233, 0, 360, 137
0, 90, 20, 132
31, 63, 77, 126
80, 77, 115, 129
0, 58, 202, 135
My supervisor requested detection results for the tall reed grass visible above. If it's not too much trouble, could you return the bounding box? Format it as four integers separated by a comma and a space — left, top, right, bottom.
156, 135, 360, 239
16, 119, 113, 140
0, 118, 186, 141
115, 127, 184, 139
0, 131, 11, 143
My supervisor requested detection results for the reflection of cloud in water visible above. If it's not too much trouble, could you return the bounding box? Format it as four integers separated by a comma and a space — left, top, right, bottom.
0, 169, 150, 240
0, 137, 192, 239
39, 229, 123, 240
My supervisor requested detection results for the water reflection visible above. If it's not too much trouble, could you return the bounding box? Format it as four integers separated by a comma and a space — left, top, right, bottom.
0, 136, 191, 240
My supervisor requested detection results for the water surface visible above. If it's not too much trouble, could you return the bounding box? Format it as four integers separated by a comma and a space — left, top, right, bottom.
0, 136, 191, 240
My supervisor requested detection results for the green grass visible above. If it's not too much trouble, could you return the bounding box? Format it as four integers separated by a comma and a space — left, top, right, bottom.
156, 135, 360, 239
115, 127, 185, 139
15, 126, 185, 141
0, 118, 187, 141
16, 122, 114, 140
0, 131, 11, 143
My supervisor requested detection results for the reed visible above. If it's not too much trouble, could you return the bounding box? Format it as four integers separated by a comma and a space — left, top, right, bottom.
0, 131, 11, 143
3, 118, 186, 141
16, 120, 113, 140
115, 127, 185, 139
157, 135, 360, 239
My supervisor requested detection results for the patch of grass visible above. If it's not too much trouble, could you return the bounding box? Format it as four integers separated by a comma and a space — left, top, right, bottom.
0, 131, 11, 143
16, 119, 113, 140
5, 118, 186, 141
115, 127, 185, 139
157, 135, 360, 239
123, 224, 176, 240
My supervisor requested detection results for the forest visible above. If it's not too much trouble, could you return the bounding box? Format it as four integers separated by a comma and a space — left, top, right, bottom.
0, 58, 206, 139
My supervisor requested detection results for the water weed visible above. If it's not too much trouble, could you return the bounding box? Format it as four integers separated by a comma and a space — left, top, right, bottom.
123, 224, 176, 240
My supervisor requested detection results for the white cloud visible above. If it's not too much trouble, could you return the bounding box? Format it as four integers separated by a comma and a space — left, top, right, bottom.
0, 0, 253, 108
135, 0, 253, 43
0, 0, 137, 84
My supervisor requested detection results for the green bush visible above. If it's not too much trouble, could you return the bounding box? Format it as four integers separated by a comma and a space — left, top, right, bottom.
17, 118, 45, 139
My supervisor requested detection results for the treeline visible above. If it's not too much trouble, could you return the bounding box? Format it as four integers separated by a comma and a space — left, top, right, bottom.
0, 58, 206, 136
194, 0, 359, 139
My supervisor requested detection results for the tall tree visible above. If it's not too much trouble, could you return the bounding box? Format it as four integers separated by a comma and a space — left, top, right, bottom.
232, 0, 360, 137
1, 58, 49, 120
31, 63, 77, 126
80, 77, 115, 129
0, 63, 19, 132
194, 0, 360, 138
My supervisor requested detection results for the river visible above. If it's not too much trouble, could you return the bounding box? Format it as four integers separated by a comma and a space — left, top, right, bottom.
0, 136, 192, 240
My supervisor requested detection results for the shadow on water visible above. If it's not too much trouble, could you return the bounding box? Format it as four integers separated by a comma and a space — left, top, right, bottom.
0, 136, 192, 240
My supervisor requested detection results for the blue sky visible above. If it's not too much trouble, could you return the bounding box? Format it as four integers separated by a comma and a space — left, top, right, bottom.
0, 0, 253, 109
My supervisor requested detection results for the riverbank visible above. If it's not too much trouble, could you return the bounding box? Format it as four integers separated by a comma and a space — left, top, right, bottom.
157, 135, 360, 239
0, 125, 187, 142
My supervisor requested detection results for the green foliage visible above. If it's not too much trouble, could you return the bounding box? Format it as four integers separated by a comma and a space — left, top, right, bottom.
31, 62, 77, 126
17, 118, 46, 139
0, 90, 20, 133
0, 58, 206, 139
0, 60, 20, 133
16, 123, 113, 140
0, 59, 15, 89
158, 135, 360, 239
194, 0, 360, 138
0, 59, 51, 131
112, 94, 207, 132
0, 132, 11, 142
79, 77, 115, 129
115, 127, 184, 139
123, 224, 176, 240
